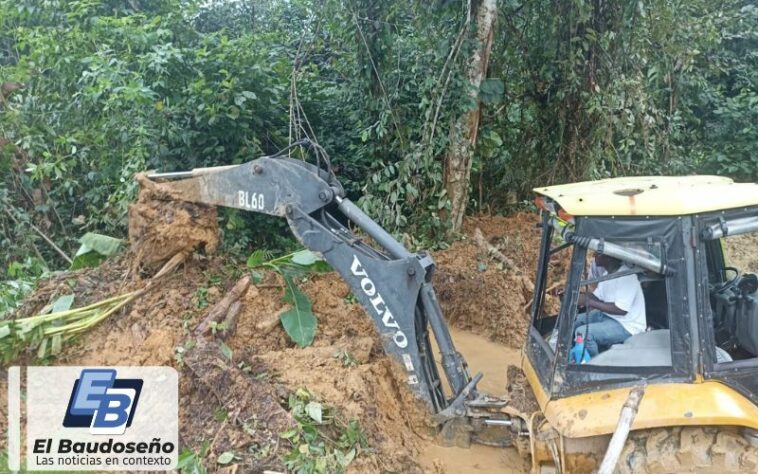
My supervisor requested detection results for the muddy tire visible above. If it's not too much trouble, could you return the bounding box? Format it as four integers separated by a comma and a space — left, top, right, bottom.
616, 426, 758, 473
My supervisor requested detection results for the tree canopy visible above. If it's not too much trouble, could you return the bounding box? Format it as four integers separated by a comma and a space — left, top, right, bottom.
1, 0, 755, 285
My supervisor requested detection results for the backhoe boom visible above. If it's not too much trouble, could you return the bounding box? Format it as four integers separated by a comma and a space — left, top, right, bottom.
147, 155, 474, 413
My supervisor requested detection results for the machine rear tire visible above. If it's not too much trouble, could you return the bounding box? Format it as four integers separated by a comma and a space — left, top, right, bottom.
616, 426, 758, 473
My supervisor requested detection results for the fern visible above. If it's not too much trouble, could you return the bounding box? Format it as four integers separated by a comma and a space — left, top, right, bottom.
246, 249, 275, 268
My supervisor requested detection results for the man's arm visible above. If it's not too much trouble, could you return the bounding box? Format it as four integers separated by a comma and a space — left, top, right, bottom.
578, 292, 628, 315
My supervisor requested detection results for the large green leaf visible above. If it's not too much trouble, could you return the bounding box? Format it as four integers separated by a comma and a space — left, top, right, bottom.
247, 248, 331, 278
280, 275, 317, 347
70, 233, 123, 270
290, 249, 320, 266
69, 252, 105, 271
77, 233, 123, 257
291, 249, 331, 273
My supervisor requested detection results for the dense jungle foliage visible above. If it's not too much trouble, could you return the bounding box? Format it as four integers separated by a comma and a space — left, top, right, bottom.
1, 0, 756, 309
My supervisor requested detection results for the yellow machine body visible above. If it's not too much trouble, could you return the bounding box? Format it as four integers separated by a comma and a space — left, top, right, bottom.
522, 356, 758, 438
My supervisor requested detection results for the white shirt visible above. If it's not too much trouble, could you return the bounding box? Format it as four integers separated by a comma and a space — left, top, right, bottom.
593, 266, 646, 335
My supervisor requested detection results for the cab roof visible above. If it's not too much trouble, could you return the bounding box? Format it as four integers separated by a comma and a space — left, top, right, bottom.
534, 176, 758, 217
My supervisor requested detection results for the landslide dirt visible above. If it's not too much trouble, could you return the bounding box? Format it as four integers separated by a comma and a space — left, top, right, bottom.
434, 213, 557, 348
726, 233, 758, 273
7, 206, 541, 473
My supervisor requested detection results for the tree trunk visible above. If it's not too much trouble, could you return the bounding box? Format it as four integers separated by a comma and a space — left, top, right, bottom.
443, 0, 497, 233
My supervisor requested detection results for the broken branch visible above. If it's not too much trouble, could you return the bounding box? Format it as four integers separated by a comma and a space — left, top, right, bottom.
219, 301, 242, 340
473, 228, 517, 272
2, 206, 72, 264
196, 275, 251, 336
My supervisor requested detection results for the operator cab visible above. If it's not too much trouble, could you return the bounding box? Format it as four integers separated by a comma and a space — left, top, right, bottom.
530, 205, 676, 369
525, 176, 758, 402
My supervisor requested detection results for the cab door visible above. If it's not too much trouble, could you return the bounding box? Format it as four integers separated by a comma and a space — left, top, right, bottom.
524, 213, 560, 397
698, 210, 758, 405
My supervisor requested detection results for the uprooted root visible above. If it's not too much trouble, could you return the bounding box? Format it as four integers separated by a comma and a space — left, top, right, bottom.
128, 174, 219, 271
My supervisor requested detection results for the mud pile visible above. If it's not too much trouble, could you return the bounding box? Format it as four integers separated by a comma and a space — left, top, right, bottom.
225, 274, 433, 472
128, 173, 219, 270
434, 214, 546, 348
14, 258, 430, 472
10, 201, 542, 472
13, 178, 434, 474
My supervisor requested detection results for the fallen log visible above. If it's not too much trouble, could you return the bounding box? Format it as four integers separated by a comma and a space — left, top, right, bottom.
219, 301, 242, 340
195, 275, 251, 336
473, 228, 518, 272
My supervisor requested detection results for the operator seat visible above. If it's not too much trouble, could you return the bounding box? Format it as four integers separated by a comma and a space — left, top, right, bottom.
588, 329, 733, 367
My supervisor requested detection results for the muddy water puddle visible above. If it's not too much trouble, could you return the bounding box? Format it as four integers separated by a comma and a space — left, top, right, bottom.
419, 328, 530, 473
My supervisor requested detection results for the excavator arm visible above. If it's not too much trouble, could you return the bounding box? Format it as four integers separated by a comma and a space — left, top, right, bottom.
147, 152, 478, 415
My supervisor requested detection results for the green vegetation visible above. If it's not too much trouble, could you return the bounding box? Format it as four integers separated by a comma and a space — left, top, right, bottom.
175, 389, 366, 473
177, 441, 210, 474
0, 290, 138, 362
69, 233, 123, 270
248, 249, 329, 347
281, 388, 367, 473
1, 0, 755, 302
0, 257, 43, 314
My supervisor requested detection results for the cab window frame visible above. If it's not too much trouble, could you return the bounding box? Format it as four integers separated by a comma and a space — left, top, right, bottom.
552, 215, 692, 398
563, 236, 673, 370
698, 209, 758, 372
